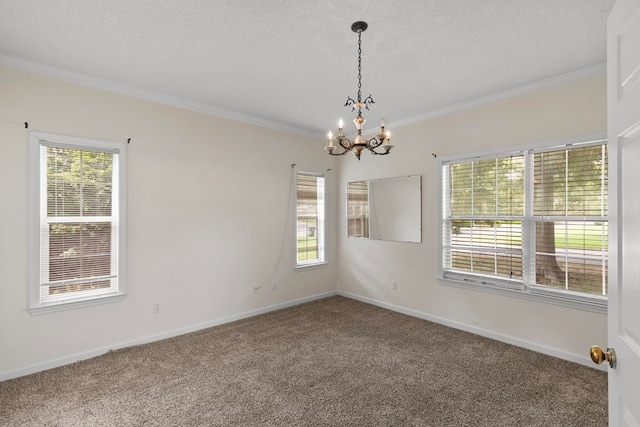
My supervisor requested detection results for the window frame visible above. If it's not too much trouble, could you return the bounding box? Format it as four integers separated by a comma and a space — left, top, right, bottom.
438, 134, 608, 314
28, 131, 127, 314
295, 172, 326, 269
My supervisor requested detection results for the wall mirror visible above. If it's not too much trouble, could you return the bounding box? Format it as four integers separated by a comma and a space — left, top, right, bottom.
347, 175, 422, 243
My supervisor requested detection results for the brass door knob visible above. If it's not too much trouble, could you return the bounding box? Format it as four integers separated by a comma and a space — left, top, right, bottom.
590, 345, 616, 368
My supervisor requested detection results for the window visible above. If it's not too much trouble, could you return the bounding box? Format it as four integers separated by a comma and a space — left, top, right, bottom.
29, 132, 126, 313
296, 173, 325, 266
440, 137, 607, 311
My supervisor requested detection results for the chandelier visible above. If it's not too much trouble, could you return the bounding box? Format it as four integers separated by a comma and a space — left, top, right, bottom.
325, 21, 393, 160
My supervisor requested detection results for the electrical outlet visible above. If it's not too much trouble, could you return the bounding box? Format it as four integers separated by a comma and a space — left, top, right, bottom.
252, 284, 262, 294
392, 280, 398, 291
153, 303, 160, 313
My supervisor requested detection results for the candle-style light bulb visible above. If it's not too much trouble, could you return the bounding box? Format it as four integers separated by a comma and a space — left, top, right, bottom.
327, 130, 334, 147
338, 118, 344, 137
385, 130, 391, 145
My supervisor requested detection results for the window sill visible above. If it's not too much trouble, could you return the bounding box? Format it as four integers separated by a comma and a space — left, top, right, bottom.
29, 293, 126, 315
438, 276, 607, 315
295, 261, 328, 271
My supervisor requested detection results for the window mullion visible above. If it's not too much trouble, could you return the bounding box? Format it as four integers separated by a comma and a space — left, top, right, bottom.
522, 150, 535, 289
494, 159, 498, 275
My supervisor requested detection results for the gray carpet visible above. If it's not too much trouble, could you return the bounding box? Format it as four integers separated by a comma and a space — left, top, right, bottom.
0, 296, 607, 426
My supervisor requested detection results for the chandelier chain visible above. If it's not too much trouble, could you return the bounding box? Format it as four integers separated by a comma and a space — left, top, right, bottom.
357, 29, 362, 104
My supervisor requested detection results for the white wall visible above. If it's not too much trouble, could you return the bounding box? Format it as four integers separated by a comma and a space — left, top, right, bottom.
0, 65, 608, 380
0, 65, 338, 379
337, 74, 608, 366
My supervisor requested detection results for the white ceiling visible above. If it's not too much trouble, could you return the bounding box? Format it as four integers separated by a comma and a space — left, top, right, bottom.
0, 0, 616, 137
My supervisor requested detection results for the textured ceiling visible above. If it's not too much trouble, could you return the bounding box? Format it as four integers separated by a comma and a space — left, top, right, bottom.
0, 0, 616, 137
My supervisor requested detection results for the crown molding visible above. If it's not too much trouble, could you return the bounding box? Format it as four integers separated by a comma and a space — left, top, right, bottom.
0, 54, 317, 138
1, 53, 605, 140
384, 63, 607, 131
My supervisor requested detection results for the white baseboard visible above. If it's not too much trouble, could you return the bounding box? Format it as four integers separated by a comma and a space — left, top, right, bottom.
3, 289, 603, 381
337, 290, 606, 372
0, 291, 337, 381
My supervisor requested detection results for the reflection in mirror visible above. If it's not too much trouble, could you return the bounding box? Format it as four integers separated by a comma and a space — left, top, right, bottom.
347, 175, 422, 243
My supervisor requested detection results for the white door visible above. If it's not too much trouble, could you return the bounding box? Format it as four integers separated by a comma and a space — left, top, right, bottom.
607, 0, 640, 425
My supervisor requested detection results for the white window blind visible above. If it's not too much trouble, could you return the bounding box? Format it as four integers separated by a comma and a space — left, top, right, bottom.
30, 132, 126, 312
296, 173, 325, 266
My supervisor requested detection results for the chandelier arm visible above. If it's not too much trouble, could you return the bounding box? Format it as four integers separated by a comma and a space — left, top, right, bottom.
327, 149, 351, 156
368, 147, 393, 155
365, 136, 393, 155
326, 141, 353, 156
340, 138, 353, 149
366, 136, 384, 149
